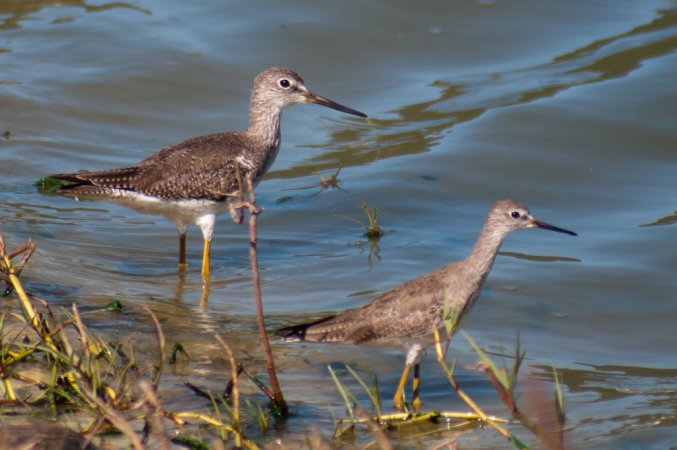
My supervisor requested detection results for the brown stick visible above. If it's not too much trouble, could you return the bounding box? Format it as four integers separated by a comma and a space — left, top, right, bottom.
136, 380, 171, 450
244, 176, 287, 414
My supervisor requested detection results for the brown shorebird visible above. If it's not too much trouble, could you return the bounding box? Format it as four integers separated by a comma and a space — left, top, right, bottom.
277, 199, 577, 412
49, 67, 367, 283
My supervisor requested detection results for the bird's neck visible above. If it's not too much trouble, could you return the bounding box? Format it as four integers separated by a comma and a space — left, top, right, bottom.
462, 222, 509, 285
242, 98, 284, 180
435, 220, 510, 333
247, 97, 283, 151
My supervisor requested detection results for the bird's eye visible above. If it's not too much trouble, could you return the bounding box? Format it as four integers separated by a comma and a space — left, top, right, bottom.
278, 79, 291, 89
511, 211, 521, 219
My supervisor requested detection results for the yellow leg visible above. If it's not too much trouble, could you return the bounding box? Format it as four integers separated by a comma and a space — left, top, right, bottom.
412, 363, 421, 413
178, 233, 187, 270
201, 239, 211, 283
393, 362, 413, 411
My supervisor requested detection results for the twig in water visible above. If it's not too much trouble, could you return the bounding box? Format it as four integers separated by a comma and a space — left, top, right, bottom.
144, 306, 166, 390
136, 380, 170, 450
226, 173, 287, 415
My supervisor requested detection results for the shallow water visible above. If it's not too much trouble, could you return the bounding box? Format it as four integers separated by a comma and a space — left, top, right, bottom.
2, 0, 676, 448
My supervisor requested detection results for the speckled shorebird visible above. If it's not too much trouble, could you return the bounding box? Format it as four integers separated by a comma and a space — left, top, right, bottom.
277, 199, 576, 412
49, 67, 367, 283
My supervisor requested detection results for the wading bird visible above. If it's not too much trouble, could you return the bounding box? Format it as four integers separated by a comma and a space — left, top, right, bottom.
49, 67, 367, 283
278, 199, 576, 411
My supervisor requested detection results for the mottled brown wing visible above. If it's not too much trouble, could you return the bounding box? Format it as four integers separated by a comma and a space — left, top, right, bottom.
52, 132, 252, 201
280, 267, 454, 344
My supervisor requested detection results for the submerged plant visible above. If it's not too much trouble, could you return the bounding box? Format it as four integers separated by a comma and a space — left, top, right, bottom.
35, 176, 79, 194
361, 200, 385, 239
316, 167, 345, 192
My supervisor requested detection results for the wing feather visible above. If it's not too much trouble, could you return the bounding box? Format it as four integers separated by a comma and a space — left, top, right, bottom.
52, 132, 255, 201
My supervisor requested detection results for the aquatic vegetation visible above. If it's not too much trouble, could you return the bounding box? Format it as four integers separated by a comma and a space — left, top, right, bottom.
327, 328, 566, 449
35, 176, 78, 194
361, 200, 385, 239
316, 166, 345, 192
0, 234, 272, 449
1, 229, 566, 448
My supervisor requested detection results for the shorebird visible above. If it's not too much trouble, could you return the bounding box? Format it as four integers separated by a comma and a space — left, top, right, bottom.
277, 199, 577, 412
49, 67, 367, 283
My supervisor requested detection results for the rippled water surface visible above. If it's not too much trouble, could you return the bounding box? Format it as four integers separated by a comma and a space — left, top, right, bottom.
2, 0, 676, 448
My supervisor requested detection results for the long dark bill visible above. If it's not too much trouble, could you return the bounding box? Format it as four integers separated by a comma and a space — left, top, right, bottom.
533, 219, 577, 236
305, 92, 367, 118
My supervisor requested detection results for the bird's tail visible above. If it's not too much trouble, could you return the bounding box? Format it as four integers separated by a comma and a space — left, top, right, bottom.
275, 315, 337, 342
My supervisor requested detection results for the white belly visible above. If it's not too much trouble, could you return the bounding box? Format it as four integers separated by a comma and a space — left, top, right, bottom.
74, 190, 237, 239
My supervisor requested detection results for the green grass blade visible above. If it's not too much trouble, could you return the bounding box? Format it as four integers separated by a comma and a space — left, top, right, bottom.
345, 364, 382, 419
328, 365, 355, 420
462, 330, 509, 389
